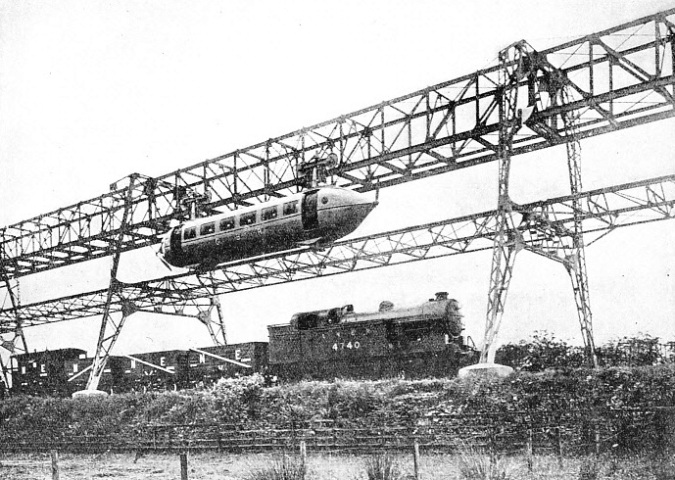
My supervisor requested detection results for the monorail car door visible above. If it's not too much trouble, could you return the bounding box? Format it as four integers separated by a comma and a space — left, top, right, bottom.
170, 227, 182, 252
167, 227, 184, 265
301, 191, 319, 230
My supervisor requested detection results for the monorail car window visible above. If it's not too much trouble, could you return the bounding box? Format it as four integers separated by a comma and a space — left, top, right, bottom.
262, 206, 278, 221
240, 212, 257, 226
283, 200, 298, 216
220, 217, 235, 231
200, 222, 216, 235
184, 227, 197, 240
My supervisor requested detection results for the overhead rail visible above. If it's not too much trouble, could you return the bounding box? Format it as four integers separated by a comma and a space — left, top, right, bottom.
1, 8, 673, 280
2, 173, 672, 331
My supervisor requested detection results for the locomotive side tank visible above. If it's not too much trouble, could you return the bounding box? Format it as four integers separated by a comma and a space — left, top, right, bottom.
267, 292, 477, 379
159, 186, 377, 269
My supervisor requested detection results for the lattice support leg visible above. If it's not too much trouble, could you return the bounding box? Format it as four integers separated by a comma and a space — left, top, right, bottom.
0, 260, 27, 391
85, 175, 138, 392
0, 328, 27, 391
480, 41, 530, 363
86, 300, 137, 391
561, 87, 598, 368
565, 251, 598, 367
521, 208, 598, 367
482, 228, 521, 363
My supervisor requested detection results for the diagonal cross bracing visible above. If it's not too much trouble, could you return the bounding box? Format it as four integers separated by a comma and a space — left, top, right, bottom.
1, 174, 672, 331
1, 8, 674, 280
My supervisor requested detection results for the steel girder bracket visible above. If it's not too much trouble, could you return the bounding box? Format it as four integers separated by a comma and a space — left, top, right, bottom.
85, 176, 139, 391
195, 295, 228, 346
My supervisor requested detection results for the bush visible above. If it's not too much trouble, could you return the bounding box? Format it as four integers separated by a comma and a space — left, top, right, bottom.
3, 364, 675, 457
496, 331, 585, 371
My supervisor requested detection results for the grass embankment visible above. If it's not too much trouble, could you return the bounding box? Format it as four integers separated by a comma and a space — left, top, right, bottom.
3, 365, 675, 423
1, 365, 675, 455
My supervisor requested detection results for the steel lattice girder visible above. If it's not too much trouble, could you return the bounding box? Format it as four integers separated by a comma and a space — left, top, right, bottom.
1, 174, 672, 332
1, 9, 674, 279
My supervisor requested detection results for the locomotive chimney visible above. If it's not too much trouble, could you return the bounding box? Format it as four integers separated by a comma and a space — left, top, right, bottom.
379, 301, 394, 312
435, 292, 448, 301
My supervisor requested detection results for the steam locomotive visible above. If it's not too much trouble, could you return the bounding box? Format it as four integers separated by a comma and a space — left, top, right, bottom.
268, 291, 477, 379
8, 292, 478, 396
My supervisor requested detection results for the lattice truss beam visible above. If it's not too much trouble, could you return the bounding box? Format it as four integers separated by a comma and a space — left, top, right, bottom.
1, 9, 673, 279
1, 174, 672, 331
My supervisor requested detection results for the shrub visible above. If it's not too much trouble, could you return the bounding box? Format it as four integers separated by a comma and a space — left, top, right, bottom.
496, 331, 585, 371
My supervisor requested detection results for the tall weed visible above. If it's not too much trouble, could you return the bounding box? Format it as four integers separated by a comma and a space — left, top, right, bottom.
245, 455, 306, 480
577, 456, 599, 480
364, 453, 401, 480
457, 445, 508, 480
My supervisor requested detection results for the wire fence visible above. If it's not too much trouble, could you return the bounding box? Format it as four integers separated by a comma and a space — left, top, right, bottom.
2, 407, 673, 456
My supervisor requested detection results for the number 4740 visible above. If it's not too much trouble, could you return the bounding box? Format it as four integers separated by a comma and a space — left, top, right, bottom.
332, 341, 361, 351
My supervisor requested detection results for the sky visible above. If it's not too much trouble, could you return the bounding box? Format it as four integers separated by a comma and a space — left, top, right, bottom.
0, 0, 674, 359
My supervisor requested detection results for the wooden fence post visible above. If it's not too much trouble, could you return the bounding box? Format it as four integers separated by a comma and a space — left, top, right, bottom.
488, 427, 497, 465
50, 450, 59, 480
180, 452, 188, 480
556, 427, 563, 467
299, 440, 307, 468
413, 440, 420, 480
526, 429, 533, 473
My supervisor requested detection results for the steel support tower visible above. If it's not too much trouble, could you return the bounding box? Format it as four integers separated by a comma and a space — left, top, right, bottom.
482, 40, 602, 366
84, 175, 228, 391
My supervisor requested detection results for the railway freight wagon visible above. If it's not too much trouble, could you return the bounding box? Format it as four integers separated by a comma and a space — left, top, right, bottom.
267, 292, 478, 379
10, 349, 123, 396
8, 342, 268, 396
10, 348, 89, 396
184, 343, 269, 387
118, 349, 190, 391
